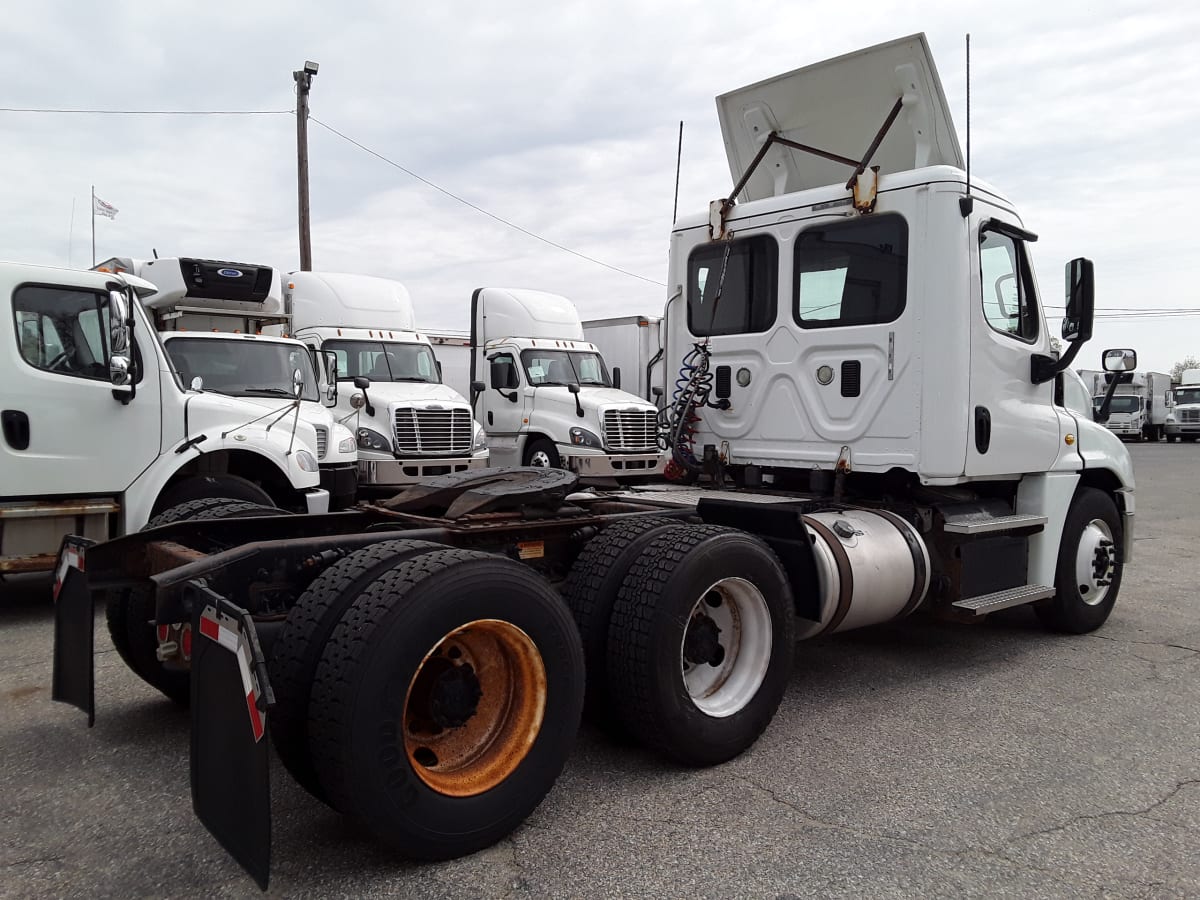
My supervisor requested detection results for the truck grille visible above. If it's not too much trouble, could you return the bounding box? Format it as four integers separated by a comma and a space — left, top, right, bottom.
603, 409, 658, 452
1181, 409, 1200, 424
314, 425, 328, 460
393, 408, 472, 455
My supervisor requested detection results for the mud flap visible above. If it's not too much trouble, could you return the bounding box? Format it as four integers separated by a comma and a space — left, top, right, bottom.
51, 536, 97, 726
188, 584, 274, 891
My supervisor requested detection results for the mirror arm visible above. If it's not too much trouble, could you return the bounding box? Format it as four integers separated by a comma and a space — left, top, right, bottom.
1095, 371, 1131, 424
1031, 338, 1084, 385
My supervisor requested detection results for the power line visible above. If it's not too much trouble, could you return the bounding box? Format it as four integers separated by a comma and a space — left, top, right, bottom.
309, 116, 666, 288
0, 107, 292, 116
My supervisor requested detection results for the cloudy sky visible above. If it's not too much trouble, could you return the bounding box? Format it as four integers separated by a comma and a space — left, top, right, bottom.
3, 0, 1198, 373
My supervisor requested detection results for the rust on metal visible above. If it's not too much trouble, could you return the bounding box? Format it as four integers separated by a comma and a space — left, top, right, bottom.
146, 540, 207, 572
403, 618, 547, 798
0, 553, 56, 574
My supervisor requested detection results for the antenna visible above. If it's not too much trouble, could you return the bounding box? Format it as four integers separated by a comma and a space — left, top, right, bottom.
960, 33, 973, 217
672, 120, 683, 225
152, 248, 159, 259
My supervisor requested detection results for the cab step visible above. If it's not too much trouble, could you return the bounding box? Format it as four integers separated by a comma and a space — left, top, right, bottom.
952, 584, 1055, 615
943, 513, 1047, 536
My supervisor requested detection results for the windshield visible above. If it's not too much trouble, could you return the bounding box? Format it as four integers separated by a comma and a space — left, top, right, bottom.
520, 349, 610, 387
325, 340, 439, 383
1096, 395, 1140, 414
164, 337, 319, 401
1175, 387, 1200, 405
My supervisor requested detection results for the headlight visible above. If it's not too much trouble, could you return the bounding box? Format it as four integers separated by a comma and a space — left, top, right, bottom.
333, 423, 356, 455
295, 449, 319, 472
472, 421, 488, 450
569, 426, 603, 449
356, 427, 391, 452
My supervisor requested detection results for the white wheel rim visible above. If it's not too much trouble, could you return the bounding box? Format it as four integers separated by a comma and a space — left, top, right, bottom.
1074, 517, 1116, 607
679, 577, 772, 718
529, 450, 552, 467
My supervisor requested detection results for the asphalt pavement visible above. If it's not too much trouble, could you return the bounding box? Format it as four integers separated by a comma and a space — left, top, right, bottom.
2, 442, 1198, 898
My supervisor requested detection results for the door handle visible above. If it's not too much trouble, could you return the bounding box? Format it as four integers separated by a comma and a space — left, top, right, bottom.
2, 410, 30, 450
974, 406, 991, 454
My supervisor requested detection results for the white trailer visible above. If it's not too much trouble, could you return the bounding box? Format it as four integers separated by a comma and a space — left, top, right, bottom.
279, 272, 489, 495
0, 260, 328, 577
96, 257, 359, 507
581, 314, 666, 405
49, 33, 1137, 889
431, 288, 666, 478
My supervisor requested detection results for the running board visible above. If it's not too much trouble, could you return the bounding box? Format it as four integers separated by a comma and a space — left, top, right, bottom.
943, 513, 1047, 536
952, 584, 1055, 615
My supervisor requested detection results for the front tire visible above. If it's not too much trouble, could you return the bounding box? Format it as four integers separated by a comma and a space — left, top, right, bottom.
605, 525, 795, 766
522, 438, 561, 469
1036, 487, 1123, 634
308, 549, 584, 858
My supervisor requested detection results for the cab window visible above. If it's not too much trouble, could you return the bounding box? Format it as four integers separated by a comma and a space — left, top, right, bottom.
793, 214, 908, 328
687, 234, 778, 336
13, 285, 112, 381
980, 228, 1039, 342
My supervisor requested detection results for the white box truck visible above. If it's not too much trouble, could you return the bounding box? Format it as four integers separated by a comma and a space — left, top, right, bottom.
1166, 368, 1200, 442
1078, 367, 1170, 441
581, 314, 666, 405
49, 34, 1137, 889
0, 260, 329, 579
430, 288, 666, 477
279, 272, 489, 496
97, 257, 359, 508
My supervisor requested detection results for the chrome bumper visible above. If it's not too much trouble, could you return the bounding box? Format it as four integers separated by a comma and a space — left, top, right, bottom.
563, 447, 666, 478
358, 453, 489, 486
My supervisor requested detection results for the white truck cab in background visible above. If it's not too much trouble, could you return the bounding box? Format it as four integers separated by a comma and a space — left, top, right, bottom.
431, 288, 665, 478
96, 257, 358, 508
280, 272, 488, 496
0, 261, 327, 576
1166, 368, 1200, 442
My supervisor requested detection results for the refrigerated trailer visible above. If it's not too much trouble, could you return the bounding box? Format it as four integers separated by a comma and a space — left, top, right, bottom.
581, 314, 665, 405
49, 33, 1135, 889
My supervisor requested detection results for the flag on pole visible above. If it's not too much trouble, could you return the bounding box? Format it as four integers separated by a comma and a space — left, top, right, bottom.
92, 195, 118, 219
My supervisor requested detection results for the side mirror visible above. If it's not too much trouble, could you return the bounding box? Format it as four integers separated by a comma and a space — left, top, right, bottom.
436, 360, 444, 380
490, 361, 519, 391
1061, 258, 1095, 343
108, 289, 133, 391
292, 368, 305, 399
1102, 348, 1137, 372
612, 367, 622, 390
353, 376, 371, 390
190, 376, 204, 391
470, 379, 485, 394
567, 383, 581, 395
320, 350, 339, 407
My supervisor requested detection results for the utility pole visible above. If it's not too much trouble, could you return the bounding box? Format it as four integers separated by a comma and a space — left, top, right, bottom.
293, 60, 319, 271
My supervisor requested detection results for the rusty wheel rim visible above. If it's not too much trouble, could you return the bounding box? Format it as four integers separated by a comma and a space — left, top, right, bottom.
403, 618, 546, 797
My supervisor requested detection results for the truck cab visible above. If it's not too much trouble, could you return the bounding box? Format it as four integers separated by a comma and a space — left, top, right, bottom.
97, 257, 358, 508
1166, 369, 1200, 442
280, 272, 488, 495
0, 261, 328, 575
446, 288, 665, 478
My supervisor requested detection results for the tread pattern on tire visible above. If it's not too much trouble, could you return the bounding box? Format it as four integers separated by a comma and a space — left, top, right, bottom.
560, 516, 687, 715
144, 497, 246, 528
606, 524, 791, 763
307, 548, 494, 813
268, 538, 444, 799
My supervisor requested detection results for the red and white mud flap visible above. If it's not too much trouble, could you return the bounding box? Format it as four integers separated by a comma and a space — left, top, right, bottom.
51, 535, 98, 726
187, 582, 275, 891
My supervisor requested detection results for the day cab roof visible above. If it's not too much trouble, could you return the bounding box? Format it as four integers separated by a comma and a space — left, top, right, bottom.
2, 259, 158, 298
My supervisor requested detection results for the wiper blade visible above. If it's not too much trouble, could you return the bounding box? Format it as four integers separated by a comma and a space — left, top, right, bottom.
241, 387, 294, 396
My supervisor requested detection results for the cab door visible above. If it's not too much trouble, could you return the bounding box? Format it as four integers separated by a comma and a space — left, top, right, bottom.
0, 281, 162, 497
479, 348, 529, 437
965, 210, 1065, 476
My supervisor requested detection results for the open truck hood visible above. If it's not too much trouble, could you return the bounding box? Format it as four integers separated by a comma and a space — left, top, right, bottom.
716, 33, 963, 202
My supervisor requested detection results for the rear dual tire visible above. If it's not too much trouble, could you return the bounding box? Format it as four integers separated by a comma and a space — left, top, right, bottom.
305, 549, 585, 859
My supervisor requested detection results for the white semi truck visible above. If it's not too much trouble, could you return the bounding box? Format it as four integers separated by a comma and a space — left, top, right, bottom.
430, 288, 666, 477
96, 257, 359, 508
1077, 368, 1170, 441
1166, 368, 1200, 442
0, 260, 329, 573
50, 34, 1135, 890
279, 272, 489, 496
